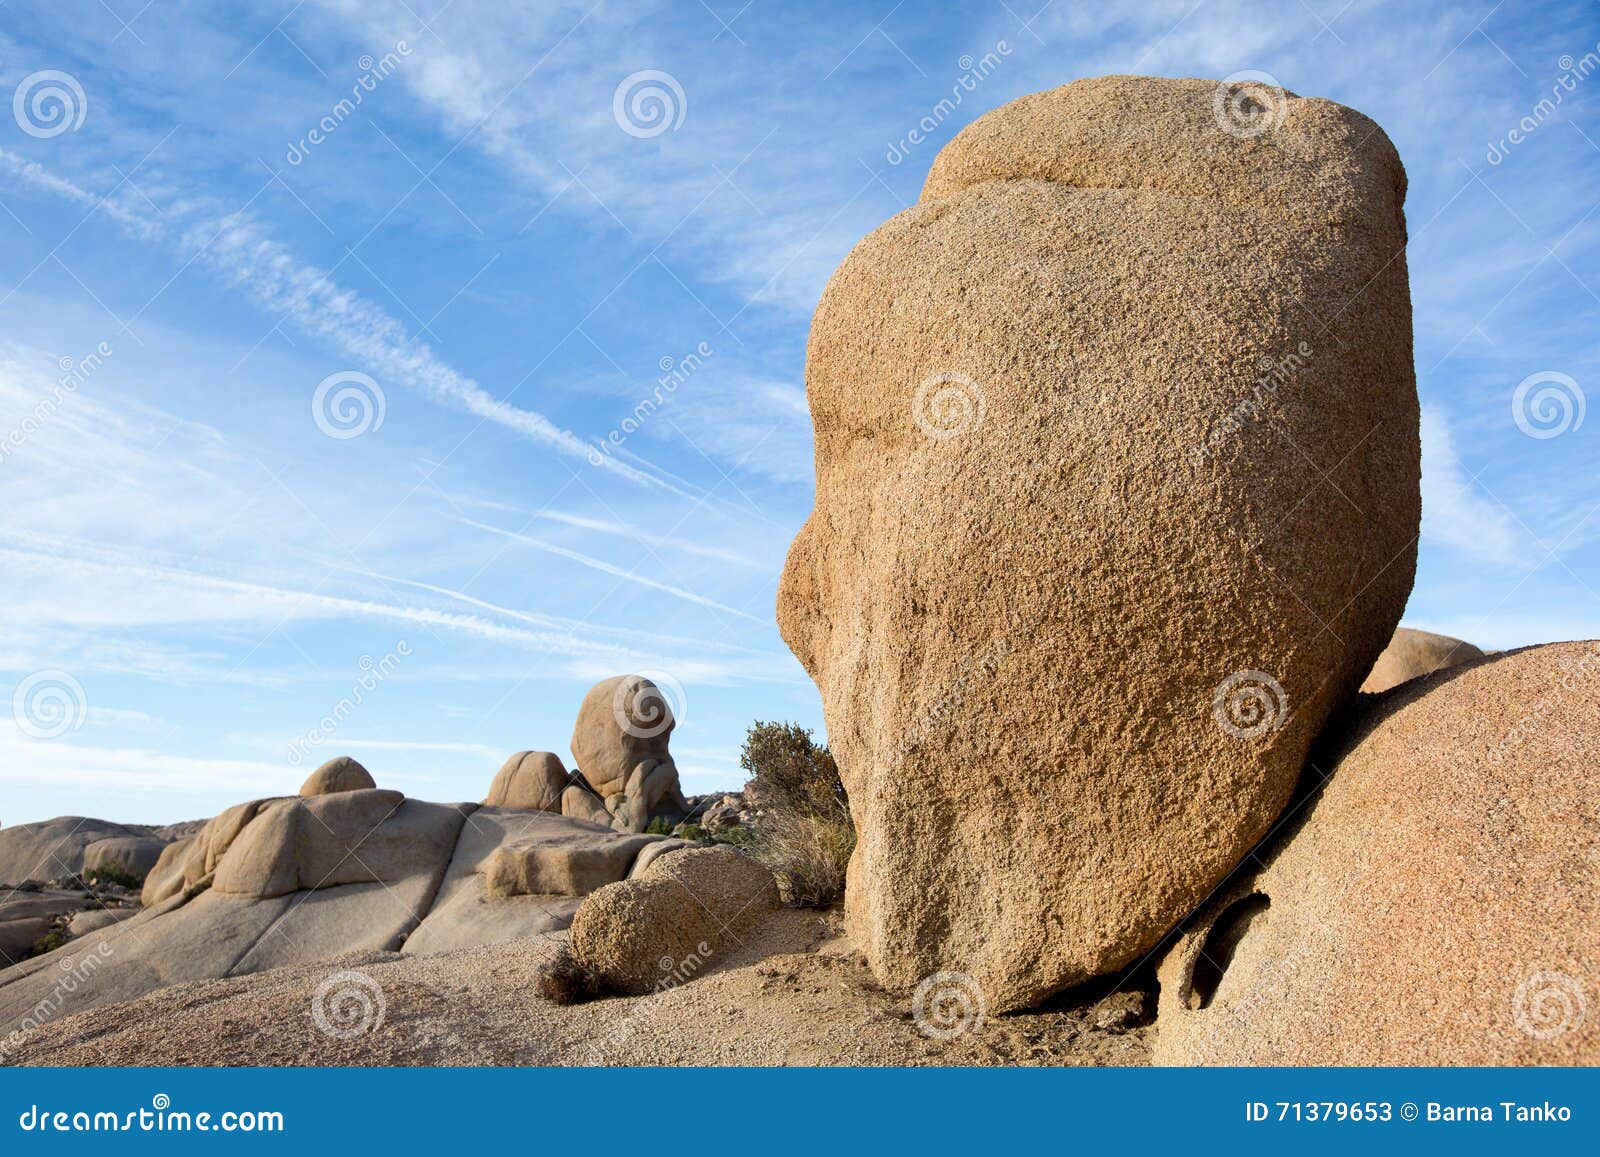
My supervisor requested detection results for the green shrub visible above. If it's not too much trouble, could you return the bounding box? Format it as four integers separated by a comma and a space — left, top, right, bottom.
30, 927, 70, 957
738, 721, 854, 908
84, 865, 143, 889
740, 721, 846, 818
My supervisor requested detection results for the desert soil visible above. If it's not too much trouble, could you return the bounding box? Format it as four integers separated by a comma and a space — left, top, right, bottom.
8, 910, 1153, 1066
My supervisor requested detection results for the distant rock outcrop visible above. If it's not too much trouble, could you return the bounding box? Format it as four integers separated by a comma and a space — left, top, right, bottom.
777, 75, 1420, 1012
1359, 626, 1485, 693
0, 817, 172, 888
1, 788, 694, 1037
1155, 642, 1599, 1064
298, 755, 377, 796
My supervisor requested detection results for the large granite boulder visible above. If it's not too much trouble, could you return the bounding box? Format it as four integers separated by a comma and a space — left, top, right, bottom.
570, 675, 690, 833
1359, 626, 1485, 693
1155, 642, 1600, 1064
569, 847, 780, 996
777, 75, 1420, 1011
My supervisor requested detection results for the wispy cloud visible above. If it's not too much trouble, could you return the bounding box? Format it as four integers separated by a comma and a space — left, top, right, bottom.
0, 146, 676, 489
1420, 405, 1524, 565
454, 515, 764, 621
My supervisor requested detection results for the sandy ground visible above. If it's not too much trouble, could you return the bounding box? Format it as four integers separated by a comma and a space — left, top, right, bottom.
6, 910, 1153, 1066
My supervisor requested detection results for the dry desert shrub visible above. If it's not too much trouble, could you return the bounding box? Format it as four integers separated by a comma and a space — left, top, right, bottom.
739, 721, 854, 908
535, 945, 603, 1005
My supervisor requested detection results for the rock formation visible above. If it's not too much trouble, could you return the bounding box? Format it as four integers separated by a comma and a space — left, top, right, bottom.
298, 755, 377, 796
484, 751, 572, 811
777, 75, 1420, 1011
1154, 642, 1599, 1064
568, 847, 779, 995
1, 787, 693, 1036
570, 674, 690, 833
1359, 626, 1485, 693
0, 816, 172, 887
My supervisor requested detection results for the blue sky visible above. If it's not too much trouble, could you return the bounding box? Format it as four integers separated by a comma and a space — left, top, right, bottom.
1, 0, 1596, 826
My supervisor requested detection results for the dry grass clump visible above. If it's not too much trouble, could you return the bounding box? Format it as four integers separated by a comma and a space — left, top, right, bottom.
535, 946, 603, 1005
755, 806, 855, 908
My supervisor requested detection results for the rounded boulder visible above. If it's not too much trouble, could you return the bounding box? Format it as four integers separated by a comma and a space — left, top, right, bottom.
777, 75, 1420, 1011
1155, 642, 1600, 1064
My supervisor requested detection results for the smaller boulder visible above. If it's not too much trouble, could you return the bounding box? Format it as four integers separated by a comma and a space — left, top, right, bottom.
560, 783, 611, 826
1360, 627, 1485, 693
484, 751, 571, 811
82, 836, 167, 881
298, 756, 376, 796
700, 794, 744, 833
568, 847, 779, 996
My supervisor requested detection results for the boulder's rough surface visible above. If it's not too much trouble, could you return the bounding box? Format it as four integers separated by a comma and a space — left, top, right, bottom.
560, 783, 612, 826
401, 809, 609, 956
0, 817, 155, 886
482, 829, 658, 897
484, 751, 571, 811
777, 75, 1420, 1011
1155, 642, 1600, 1065
82, 837, 167, 881
210, 791, 464, 899
1359, 626, 1484, 693
141, 837, 193, 907
570, 675, 691, 832
569, 847, 780, 996
298, 755, 376, 796
67, 908, 136, 938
